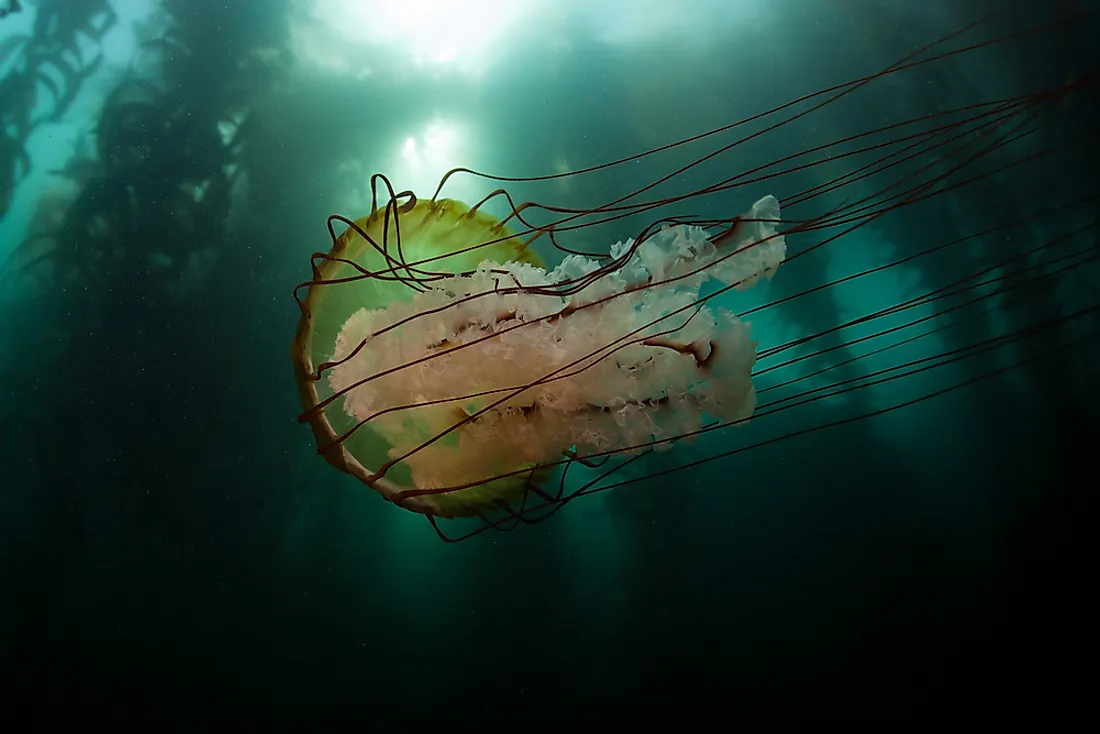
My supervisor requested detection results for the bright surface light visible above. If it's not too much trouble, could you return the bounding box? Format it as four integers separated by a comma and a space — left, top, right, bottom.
388, 119, 500, 205
395, 119, 464, 192
335, 118, 492, 215
293, 0, 766, 79
301, 0, 535, 77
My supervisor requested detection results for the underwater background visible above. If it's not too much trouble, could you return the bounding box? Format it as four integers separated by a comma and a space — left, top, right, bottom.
1, 0, 1096, 722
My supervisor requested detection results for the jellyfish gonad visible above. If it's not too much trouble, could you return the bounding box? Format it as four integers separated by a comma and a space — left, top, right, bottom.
292, 187, 786, 525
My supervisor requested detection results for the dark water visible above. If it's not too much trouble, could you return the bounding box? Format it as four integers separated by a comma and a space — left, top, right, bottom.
0, 0, 1096, 722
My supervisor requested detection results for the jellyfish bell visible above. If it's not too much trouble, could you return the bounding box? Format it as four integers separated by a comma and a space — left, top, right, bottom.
292, 187, 786, 520
290, 193, 539, 518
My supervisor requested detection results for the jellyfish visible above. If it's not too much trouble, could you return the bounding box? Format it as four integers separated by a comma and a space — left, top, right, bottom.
293, 183, 785, 514
292, 0, 1100, 540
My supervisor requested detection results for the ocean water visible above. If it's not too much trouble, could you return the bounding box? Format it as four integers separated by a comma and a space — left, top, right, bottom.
0, 0, 1096, 722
